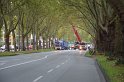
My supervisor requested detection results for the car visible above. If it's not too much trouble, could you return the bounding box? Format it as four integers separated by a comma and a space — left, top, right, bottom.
0, 45, 5, 49
0, 45, 17, 52
28, 45, 33, 49
0, 45, 6, 52
78, 45, 87, 50
70, 45, 75, 50
0, 48, 5, 52
9, 45, 14, 50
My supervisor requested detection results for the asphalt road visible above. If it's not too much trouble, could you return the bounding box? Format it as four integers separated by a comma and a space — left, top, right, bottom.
0, 50, 106, 82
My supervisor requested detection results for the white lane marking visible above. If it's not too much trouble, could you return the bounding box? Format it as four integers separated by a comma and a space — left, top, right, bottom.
0, 57, 46, 71
41, 55, 49, 59
45, 56, 48, 58
65, 60, 68, 63
33, 76, 43, 82
0, 63, 5, 66
55, 65, 60, 68
41, 57, 46, 60
47, 69, 54, 73
61, 63, 65, 65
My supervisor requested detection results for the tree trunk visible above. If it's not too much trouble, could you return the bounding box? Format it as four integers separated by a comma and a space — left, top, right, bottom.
36, 35, 39, 50
26, 35, 29, 50
32, 27, 36, 50
51, 37, 54, 49
22, 35, 25, 51
46, 38, 48, 49
95, 29, 105, 52
18, 21, 21, 51
12, 30, 17, 52
5, 33, 10, 51
36, 29, 39, 50
48, 37, 51, 49
39, 39, 41, 49
21, 23, 25, 51
104, 22, 115, 58
3, 15, 9, 51
39, 34, 42, 49
120, 15, 124, 62
106, 0, 124, 63
114, 17, 124, 63
42, 37, 45, 49
33, 34, 36, 50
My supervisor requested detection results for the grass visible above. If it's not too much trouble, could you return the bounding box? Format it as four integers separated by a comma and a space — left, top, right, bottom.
85, 51, 92, 57
18, 49, 54, 54
85, 51, 124, 82
0, 52, 18, 56
96, 55, 124, 82
0, 49, 54, 57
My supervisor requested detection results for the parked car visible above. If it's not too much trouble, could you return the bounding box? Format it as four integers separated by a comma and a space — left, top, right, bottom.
9, 45, 14, 50
0, 48, 5, 52
0, 45, 5, 49
27, 45, 33, 49
0, 45, 18, 52
79, 45, 87, 50
70, 44, 75, 50
0, 45, 6, 52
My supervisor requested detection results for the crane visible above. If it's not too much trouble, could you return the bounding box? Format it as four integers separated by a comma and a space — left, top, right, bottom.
72, 25, 81, 43
71, 25, 86, 50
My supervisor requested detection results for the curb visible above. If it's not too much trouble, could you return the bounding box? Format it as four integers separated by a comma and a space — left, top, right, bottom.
95, 59, 110, 82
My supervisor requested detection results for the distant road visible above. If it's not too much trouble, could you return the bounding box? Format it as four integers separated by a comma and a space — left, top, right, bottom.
0, 50, 106, 82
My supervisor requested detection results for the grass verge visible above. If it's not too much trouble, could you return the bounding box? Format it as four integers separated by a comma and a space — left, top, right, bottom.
0, 52, 18, 56
85, 51, 92, 57
0, 49, 54, 57
18, 49, 54, 54
96, 55, 124, 82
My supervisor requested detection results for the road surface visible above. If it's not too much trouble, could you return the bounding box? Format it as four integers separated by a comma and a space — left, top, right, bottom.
0, 50, 106, 82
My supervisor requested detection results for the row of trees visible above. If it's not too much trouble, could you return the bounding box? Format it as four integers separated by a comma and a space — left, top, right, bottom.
0, 0, 69, 51
0, 0, 124, 63
59, 0, 124, 63
0, 0, 88, 52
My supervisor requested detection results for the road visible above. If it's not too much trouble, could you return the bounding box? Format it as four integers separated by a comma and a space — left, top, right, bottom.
0, 50, 106, 82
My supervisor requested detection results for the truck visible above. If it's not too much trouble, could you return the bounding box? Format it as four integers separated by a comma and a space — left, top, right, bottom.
54, 40, 68, 50
72, 25, 87, 50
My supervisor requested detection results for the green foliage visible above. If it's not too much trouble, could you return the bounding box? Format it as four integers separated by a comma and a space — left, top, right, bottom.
97, 55, 124, 82
0, 28, 1, 38
1, 0, 122, 54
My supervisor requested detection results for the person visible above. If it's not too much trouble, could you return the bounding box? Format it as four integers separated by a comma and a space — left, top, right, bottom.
88, 46, 95, 55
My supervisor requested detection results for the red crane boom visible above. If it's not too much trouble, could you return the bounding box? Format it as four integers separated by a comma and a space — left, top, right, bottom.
72, 25, 81, 43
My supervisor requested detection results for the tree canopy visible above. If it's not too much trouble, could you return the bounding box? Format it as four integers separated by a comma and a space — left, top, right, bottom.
0, 0, 124, 63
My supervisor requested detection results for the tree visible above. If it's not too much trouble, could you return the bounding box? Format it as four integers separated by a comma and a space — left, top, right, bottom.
0, 0, 24, 51
107, 0, 124, 63
60, 0, 124, 62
